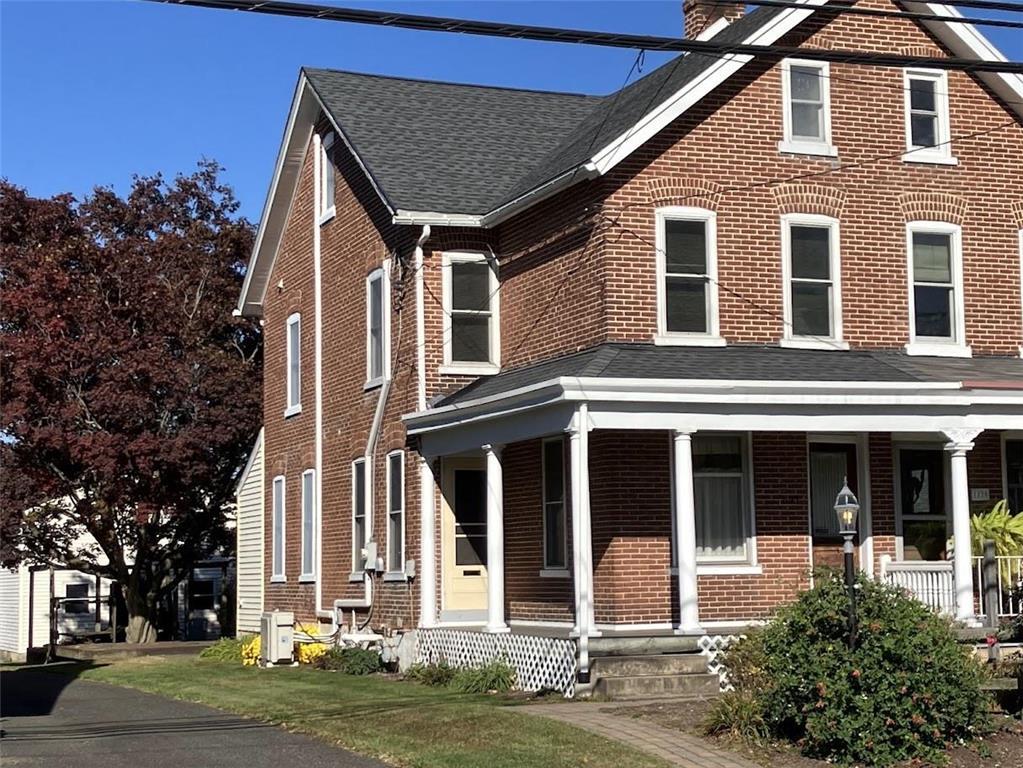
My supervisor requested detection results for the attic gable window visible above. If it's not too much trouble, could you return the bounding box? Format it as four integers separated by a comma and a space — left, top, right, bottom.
779, 60, 837, 158
318, 132, 336, 223
654, 207, 724, 347
902, 70, 956, 165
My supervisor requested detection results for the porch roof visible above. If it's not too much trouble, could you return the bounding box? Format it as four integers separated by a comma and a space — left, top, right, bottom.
437, 343, 1023, 407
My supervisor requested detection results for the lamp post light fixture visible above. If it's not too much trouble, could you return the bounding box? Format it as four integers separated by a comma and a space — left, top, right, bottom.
834, 478, 860, 649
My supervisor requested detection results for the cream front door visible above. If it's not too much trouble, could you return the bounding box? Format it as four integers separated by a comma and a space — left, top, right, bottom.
441, 458, 489, 615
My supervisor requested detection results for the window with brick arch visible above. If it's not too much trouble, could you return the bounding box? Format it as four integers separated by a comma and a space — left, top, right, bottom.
781, 214, 844, 349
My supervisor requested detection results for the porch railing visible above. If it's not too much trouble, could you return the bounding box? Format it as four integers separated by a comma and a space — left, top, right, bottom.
879, 554, 1023, 620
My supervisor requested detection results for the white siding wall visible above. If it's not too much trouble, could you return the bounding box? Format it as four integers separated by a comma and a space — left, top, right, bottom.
29, 570, 112, 648
235, 430, 265, 634
0, 569, 24, 656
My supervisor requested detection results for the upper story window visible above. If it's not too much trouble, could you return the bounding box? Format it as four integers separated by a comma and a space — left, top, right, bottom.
779, 60, 836, 157
905, 222, 969, 357
781, 215, 845, 349
318, 132, 336, 222
542, 437, 568, 574
271, 475, 286, 581
386, 451, 405, 575
366, 265, 390, 388
654, 207, 723, 346
300, 469, 315, 581
285, 313, 301, 417
902, 70, 956, 165
442, 251, 500, 374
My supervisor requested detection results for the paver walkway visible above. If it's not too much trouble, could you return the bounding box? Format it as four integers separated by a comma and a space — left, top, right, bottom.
526, 701, 759, 768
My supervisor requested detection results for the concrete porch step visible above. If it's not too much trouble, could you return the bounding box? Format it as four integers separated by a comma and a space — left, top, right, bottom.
594, 672, 720, 700
591, 653, 708, 677
590, 634, 700, 657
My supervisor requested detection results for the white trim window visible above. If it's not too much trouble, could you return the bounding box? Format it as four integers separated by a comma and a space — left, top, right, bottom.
271, 475, 286, 581
1003, 434, 1023, 514
905, 222, 969, 357
366, 265, 390, 387
902, 70, 956, 165
441, 251, 500, 374
285, 313, 301, 417
654, 207, 723, 346
386, 451, 405, 574
693, 434, 754, 564
300, 469, 315, 580
541, 437, 568, 573
779, 59, 836, 157
318, 132, 336, 222
781, 215, 845, 349
352, 458, 368, 571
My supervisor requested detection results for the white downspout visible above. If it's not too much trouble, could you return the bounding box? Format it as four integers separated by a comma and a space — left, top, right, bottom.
312, 133, 329, 623
415, 225, 430, 412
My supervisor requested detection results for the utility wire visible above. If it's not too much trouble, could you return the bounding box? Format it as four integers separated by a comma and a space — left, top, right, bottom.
146, 0, 1023, 74
699, 0, 1023, 29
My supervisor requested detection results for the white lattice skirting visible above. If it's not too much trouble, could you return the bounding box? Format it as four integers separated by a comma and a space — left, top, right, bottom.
698, 634, 744, 691
416, 629, 577, 697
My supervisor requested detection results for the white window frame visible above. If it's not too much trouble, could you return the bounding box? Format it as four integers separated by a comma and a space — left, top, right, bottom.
1001, 431, 1023, 512
440, 250, 501, 375
365, 264, 391, 389
780, 214, 847, 350
299, 468, 316, 581
385, 450, 406, 578
902, 69, 957, 166
285, 313, 302, 417
271, 475, 286, 582
779, 59, 837, 157
669, 432, 760, 575
905, 221, 970, 357
318, 132, 337, 223
352, 458, 368, 573
540, 436, 569, 577
654, 206, 724, 347
1018, 230, 1023, 358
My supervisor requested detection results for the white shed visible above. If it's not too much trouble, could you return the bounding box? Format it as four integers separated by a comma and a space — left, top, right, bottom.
234, 428, 264, 635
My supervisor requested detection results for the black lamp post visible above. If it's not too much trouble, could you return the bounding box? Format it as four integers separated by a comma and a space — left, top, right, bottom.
834, 477, 860, 649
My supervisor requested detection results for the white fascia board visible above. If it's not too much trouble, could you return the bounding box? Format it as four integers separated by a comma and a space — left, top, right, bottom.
234, 428, 265, 496
588, 0, 829, 176
902, 2, 1023, 121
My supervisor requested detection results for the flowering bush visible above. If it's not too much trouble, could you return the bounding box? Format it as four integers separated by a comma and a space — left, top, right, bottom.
241, 635, 260, 666
295, 641, 329, 665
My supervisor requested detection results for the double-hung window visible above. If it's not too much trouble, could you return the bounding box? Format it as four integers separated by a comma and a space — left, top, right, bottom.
300, 469, 315, 581
541, 437, 568, 573
285, 313, 301, 416
780, 60, 836, 157
442, 252, 500, 373
386, 451, 405, 575
903, 70, 955, 164
65, 583, 90, 615
366, 266, 389, 387
693, 434, 753, 563
352, 459, 367, 572
655, 207, 722, 345
782, 215, 844, 348
271, 475, 286, 581
318, 132, 336, 222
906, 222, 968, 356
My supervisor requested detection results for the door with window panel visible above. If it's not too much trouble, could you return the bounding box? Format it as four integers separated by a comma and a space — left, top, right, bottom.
441, 458, 489, 614
1005, 439, 1023, 514
808, 443, 859, 570
898, 449, 950, 561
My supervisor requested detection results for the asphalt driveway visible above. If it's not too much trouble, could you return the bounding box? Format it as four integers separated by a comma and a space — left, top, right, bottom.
1, 663, 387, 768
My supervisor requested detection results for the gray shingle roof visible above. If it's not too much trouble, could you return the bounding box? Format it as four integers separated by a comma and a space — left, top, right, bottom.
437, 343, 1023, 405
304, 7, 784, 216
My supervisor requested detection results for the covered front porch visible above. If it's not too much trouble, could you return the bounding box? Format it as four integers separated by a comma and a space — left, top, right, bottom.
404, 344, 1023, 684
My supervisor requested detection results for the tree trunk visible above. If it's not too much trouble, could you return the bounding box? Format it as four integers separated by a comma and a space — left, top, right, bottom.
124, 590, 159, 644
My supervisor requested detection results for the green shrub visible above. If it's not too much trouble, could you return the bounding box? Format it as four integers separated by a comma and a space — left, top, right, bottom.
703, 690, 770, 744
199, 637, 246, 662
313, 646, 382, 675
721, 572, 990, 766
404, 661, 456, 687
451, 658, 516, 694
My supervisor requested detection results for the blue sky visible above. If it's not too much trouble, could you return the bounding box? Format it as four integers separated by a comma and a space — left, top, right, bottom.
2, 1, 1021, 222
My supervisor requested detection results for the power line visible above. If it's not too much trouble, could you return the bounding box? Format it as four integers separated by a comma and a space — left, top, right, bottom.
146, 0, 1023, 74
699, 0, 1023, 30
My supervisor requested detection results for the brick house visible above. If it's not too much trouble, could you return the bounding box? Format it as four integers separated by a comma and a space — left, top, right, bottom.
237, 1, 1023, 688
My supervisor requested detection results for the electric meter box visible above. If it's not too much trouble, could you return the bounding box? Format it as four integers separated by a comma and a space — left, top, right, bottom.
260, 610, 294, 666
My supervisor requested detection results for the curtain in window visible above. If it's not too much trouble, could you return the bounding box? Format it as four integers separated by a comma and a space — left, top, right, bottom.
694, 475, 745, 558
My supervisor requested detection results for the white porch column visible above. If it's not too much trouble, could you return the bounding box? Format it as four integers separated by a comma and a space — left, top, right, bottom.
418, 455, 437, 629
483, 444, 509, 633
569, 404, 596, 681
944, 429, 982, 625
673, 430, 702, 634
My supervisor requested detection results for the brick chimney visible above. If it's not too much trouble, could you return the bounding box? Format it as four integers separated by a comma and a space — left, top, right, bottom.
683, 0, 744, 39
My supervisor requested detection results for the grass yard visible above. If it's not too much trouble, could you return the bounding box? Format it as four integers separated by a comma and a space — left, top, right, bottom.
67, 657, 666, 768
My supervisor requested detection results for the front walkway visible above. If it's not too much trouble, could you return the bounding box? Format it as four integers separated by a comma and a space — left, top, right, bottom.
526, 701, 758, 768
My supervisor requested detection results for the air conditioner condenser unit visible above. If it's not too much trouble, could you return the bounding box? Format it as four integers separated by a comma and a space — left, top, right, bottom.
260, 610, 294, 666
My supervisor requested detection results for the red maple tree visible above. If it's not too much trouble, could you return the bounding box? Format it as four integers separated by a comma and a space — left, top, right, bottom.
1, 162, 262, 642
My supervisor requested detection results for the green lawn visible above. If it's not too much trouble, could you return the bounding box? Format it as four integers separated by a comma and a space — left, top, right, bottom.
69, 657, 666, 768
